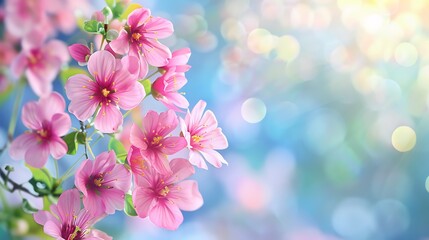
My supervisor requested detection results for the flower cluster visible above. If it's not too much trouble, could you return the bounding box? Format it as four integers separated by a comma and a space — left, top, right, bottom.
1, 0, 228, 239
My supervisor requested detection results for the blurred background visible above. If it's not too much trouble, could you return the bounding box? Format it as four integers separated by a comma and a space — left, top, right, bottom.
2, 0, 429, 239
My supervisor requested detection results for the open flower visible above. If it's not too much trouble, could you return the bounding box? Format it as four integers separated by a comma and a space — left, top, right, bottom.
11, 31, 69, 97
110, 7, 174, 78
9, 92, 71, 168
180, 100, 228, 169
151, 69, 189, 111
75, 151, 131, 216
131, 154, 203, 230
65, 50, 145, 133
34, 189, 111, 240
130, 109, 187, 175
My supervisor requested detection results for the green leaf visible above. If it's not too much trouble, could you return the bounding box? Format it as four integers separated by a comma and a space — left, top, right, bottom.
26, 166, 53, 190
76, 132, 86, 145
140, 79, 152, 96
0, 84, 14, 105
62, 132, 79, 155
108, 138, 127, 164
124, 194, 137, 216
112, 3, 125, 19
83, 20, 104, 34
60, 67, 89, 85
102, 7, 113, 19
22, 199, 38, 214
43, 196, 51, 211
105, 0, 116, 8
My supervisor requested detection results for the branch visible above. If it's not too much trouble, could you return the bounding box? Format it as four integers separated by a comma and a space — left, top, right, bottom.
0, 168, 39, 198
80, 121, 89, 159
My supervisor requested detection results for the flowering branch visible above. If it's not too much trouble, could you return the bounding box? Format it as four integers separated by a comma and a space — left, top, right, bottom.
0, 167, 39, 198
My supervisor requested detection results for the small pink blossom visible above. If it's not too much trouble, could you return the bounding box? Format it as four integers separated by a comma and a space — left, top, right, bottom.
5, 0, 48, 37
110, 7, 174, 78
130, 152, 203, 230
180, 100, 228, 169
9, 92, 71, 168
160, 48, 191, 74
130, 110, 187, 175
65, 50, 145, 133
11, 31, 69, 97
0, 41, 17, 66
75, 151, 131, 216
34, 189, 111, 240
68, 43, 91, 65
152, 69, 189, 111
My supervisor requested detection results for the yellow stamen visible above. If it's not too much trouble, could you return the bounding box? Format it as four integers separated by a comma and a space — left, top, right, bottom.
192, 135, 202, 143
159, 186, 170, 196
151, 136, 163, 145
94, 175, 103, 187
101, 88, 110, 97
37, 129, 48, 138
132, 33, 142, 41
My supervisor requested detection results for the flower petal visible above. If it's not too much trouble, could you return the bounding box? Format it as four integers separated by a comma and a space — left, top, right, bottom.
169, 180, 203, 211
25, 142, 50, 168
109, 29, 130, 55
21, 102, 43, 130
94, 105, 123, 133
65, 74, 99, 121
142, 39, 171, 67
168, 158, 195, 183
127, 8, 151, 29
50, 113, 71, 136
133, 187, 154, 219
56, 189, 81, 223
44, 40, 70, 63
143, 17, 173, 39
130, 124, 148, 150
200, 149, 228, 168
75, 159, 93, 196
49, 137, 68, 159
149, 199, 183, 230
10, 52, 28, 78
9, 133, 37, 161
161, 137, 187, 155
43, 220, 61, 238
87, 50, 116, 82
189, 150, 208, 170
38, 92, 66, 120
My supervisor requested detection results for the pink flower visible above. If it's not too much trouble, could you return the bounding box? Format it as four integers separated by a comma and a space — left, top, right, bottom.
11, 31, 69, 97
5, 0, 48, 37
65, 50, 145, 133
34, 189, 111, 240
9, 92, 71, 168
130, 110, 187, 175
110, 7, 174, 78
180, 100, 228, 169
152, 69, 189, 111
75, 151, 131, 216
130, 152, 203, 230
0, 41, 17, 65
160, 48, 191, 74
68, 43, 91, 65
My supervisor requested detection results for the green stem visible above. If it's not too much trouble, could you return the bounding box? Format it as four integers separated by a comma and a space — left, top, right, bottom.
8, 79, 25, 142
59, 135, 103, 182
53, 159, 59, 179
123, 109, 133, 119
0, 188, 9, 211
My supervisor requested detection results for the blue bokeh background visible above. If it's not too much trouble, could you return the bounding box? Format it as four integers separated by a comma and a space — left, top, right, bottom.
2, 0, 429, 239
